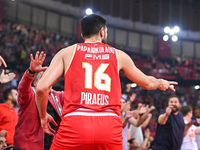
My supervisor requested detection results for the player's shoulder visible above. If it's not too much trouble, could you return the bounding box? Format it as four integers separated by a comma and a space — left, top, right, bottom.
57, 44, 76, 56
61, 44, 76, 52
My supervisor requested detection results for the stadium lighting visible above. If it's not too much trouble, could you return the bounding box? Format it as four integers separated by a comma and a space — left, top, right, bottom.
174, 26, 180, 33
169, 29, 175, 35
164, 26, 170, 34
131, 83, 137, 88
86, 8, 93, 15
163, 26, 180, 42
171, 35, 178, 42
163, 35, 169, 41
194, 85, 200, 90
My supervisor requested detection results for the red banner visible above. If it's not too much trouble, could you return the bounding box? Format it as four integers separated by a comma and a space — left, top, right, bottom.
157, 37, 171, 59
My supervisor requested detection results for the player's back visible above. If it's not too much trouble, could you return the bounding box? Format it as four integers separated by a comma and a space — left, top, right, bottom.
62, 42, 121, 116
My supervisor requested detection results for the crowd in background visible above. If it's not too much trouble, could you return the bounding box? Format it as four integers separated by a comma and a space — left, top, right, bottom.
1, 19, 200, 150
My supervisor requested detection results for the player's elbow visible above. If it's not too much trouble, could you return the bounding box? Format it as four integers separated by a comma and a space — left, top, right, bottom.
36, 82, 49, 94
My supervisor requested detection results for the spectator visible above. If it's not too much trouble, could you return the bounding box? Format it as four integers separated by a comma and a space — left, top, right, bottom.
154, 95, 185, 149
0, 135, 7, 150
120, 97, 147, 150
180, 105, 200, 150
128, 129, 151, 150
0, 87, 18, 146
129, 104, 154, 146
13, 51, 64, 150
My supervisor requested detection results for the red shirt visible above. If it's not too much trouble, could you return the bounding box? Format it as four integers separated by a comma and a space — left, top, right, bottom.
0, 103, 18, 145
63, 42, 121, 116
13, 70, 64, 150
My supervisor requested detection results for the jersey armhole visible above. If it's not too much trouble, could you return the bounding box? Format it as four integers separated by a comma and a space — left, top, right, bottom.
64, 44, 77, 75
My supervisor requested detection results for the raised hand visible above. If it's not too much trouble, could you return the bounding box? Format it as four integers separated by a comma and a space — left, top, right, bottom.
0, 69, 16, 84
144, 128, 150, 138
159, 79, 178, 91
149, 105, 156, 112
166, 106, 173, 116
0, 130, 7, 137
125, 110, 138, 118
0, 56, 7, 68
29, 51, 48, 72
138, 105, 148, 116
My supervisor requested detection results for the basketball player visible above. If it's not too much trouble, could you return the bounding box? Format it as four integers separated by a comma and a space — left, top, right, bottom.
36, 14, 178, 150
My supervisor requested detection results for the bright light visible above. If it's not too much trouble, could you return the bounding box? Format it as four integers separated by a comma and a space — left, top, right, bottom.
174, 26, 180, 33
171, 35, 178, 42
170, 85, 174, 89
194, 85, 200, 90
169, 29, 175, 35
131, 83, 137, 88
163, 35, 169, 41
86, 8, 93, 15
164, 26, 170, 34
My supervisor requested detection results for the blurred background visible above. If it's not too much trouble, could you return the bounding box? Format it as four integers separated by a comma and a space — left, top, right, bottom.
1, 0, 200, 128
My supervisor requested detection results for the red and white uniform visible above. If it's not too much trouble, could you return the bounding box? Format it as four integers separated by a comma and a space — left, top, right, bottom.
181, 120, 198, 150
51, 42, 123, 150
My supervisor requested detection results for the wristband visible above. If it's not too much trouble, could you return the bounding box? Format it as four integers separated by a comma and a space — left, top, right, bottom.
28, 68, 36, 74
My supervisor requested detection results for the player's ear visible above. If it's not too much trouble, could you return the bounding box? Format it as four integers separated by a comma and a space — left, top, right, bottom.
99, 27, 104, 38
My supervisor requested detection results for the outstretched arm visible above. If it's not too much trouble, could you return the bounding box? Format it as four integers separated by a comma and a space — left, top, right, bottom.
158, 106, 173, 125
117, 50, 178, 91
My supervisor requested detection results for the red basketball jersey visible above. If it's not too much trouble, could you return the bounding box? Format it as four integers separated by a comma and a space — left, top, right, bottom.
62, 42, 121, 116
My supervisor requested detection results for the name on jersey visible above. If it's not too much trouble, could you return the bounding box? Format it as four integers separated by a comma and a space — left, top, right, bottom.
77, 45, 115, 54
81, 92, 109, 105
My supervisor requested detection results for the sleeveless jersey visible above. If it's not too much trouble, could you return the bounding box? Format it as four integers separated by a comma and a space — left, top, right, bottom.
62, 42, 121, 116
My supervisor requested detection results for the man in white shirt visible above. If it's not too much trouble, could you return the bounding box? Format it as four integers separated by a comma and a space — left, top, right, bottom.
180, 105, 200, 150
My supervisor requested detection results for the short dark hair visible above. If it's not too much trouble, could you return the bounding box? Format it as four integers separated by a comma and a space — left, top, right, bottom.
180, 105, 192, 117
3, 88, 16, 101
168, 95, 180, 103
81, 14, 107, 38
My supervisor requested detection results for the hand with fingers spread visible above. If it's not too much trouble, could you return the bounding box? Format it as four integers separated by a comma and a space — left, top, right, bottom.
125, 110, 138, 119
40, 113, 58, 136
159, 79, 178, 91
29, 51, 48, 73
0, 69, 16, 84
0, 56, 7, 68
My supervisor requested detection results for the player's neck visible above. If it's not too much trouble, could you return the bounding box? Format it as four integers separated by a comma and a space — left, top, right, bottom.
84, 37, 102, 43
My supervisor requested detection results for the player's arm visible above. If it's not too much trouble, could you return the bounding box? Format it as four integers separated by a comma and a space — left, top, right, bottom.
117, 50, 177, 91
36, 49, 64, 120
36, 45, 75, 135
